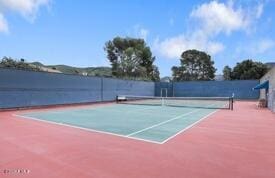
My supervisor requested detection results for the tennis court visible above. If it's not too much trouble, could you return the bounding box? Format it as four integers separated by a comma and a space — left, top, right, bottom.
3, 68, 274, 178
14, 96, 232, 144
2, 101, 275, 178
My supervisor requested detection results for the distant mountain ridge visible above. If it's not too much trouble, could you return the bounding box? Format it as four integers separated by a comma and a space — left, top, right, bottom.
31, 62, 112, 77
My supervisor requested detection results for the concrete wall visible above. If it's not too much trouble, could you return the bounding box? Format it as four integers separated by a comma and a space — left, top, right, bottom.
156, 80, 259, 99
0, 68, 155, 109
260, 67, 275, 112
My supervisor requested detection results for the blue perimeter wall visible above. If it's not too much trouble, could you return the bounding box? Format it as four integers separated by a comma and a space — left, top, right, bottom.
0, 68, 155, 109
155, 80, 259, 99
0, 68, 260, 109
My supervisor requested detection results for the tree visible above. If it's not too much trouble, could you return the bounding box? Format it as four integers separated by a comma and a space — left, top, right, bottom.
223, 65, 232, 80
151, 65, 160, 81
230, 60, 268, 80
104, 37, 159, 81
171, 49, 216, 81
171, 66, 186, 81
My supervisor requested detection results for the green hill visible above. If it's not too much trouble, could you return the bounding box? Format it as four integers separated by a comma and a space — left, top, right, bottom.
31, 62, 112, 77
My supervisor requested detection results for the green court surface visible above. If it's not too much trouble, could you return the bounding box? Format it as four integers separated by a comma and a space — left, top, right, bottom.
16, 104, 219, 144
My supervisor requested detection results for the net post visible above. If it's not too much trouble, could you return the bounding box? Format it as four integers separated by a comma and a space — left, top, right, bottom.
230, 97, 234, 110
161, 97, 164, 106
231, 93, 235, 111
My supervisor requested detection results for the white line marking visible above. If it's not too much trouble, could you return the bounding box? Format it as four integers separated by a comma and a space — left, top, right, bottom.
12, 114, 162, 144
160, 109, 219, 144
126, 109, 201, 137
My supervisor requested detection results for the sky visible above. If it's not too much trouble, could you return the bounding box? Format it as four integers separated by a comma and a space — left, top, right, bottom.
0, 0, 274, 77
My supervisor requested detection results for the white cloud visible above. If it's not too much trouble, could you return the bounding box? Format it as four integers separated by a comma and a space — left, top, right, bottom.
132, 25, 149, 41
154, 32, 224, 59
190, 1, 249, 35
207, 41, 225, 54
139, 28, 149, 41
0, 0, 50, 19
0, 13, 8, 33
154, 0, 264, 59
256, 3, 264, 19
0, 0, 50, 33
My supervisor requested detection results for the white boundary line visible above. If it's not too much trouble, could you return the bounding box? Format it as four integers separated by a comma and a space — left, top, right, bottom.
12, 114, 162, 145
126, 109, 200, 137
160, 109, 219, 144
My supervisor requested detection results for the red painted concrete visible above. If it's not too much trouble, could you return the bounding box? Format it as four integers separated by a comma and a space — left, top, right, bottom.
0, 101, 274, 178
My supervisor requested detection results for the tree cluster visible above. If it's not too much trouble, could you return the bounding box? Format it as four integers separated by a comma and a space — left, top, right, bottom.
223, 60, 269, 80
172, 50, 216, 81
104, 37, 160, 81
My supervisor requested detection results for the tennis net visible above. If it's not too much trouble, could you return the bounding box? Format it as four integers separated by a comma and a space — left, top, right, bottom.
116, 95, 233, 110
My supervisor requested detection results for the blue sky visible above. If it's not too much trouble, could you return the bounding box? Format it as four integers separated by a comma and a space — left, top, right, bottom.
0, 0, 274, 77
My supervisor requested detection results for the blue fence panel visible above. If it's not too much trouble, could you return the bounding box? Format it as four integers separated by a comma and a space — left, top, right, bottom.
102, 78, 155, 101
0, 68, 260, 109
0, 68, 155, 109
155, 82, 174, 97
0, 68, 102, 108
172, 80, 259, 99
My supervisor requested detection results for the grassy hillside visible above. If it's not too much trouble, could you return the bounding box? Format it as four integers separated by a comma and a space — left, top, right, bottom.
31, 62, 112, 77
